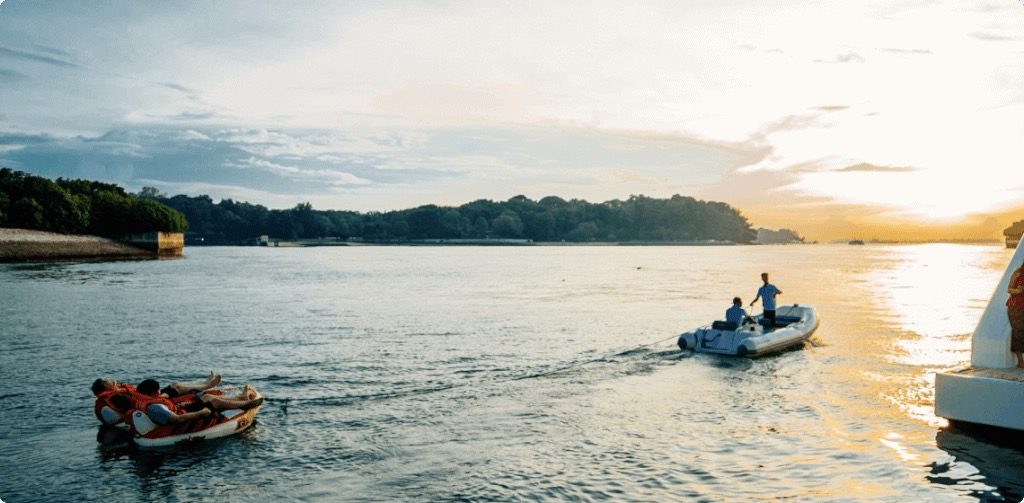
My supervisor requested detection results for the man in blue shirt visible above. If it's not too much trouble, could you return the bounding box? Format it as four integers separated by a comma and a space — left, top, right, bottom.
751, 272, 782, 328
726, 297, 750, 326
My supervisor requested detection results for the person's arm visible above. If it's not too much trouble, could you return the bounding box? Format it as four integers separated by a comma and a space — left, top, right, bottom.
750, 293, 760, 306
165, 408, 212, 424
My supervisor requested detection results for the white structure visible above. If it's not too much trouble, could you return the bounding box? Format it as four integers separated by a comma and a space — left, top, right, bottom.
934, 239, 1024, 429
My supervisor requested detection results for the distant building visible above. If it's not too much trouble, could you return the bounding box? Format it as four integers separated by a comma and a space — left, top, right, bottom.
1005, 220, 1024, 249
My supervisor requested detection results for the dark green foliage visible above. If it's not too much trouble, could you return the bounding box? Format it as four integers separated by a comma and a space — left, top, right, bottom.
153, 191, 758, 244
0, 169, 187, 235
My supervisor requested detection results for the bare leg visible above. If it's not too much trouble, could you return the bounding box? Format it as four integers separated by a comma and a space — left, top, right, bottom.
1017, 352, 1024, 369
168, 372, 223, 395
201, 393, 262, 411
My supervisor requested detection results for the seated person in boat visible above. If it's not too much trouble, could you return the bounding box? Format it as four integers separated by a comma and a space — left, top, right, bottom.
110, 380, 262, 427
90, 372, 222, 425
726, 297, 754, 326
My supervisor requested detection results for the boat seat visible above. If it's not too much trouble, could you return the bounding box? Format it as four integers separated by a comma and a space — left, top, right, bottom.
712, 321, 738, 331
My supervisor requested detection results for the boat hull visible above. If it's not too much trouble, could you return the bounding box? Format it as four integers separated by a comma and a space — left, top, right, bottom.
678, 305, 819, 357
935, 368, 1024, 430
133, 389, 263, 449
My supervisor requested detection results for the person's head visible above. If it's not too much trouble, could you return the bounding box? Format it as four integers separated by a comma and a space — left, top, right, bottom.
91, 378, 116, 396
137, 379, 161, 396
733, 297, 742, 306
761, 272, 769, 283
109, 392, 133, 412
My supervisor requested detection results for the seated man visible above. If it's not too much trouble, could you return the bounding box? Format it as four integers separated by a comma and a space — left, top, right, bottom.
726, 297, 753, 325
91, 372, 222, 425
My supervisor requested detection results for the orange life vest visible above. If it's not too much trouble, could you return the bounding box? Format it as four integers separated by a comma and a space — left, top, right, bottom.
127, 392, 224, 439
93, 383, 137, 425
127, 393, 182, 438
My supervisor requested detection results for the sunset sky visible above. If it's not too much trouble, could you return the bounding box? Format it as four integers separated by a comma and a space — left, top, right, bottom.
0, 1, 1022, 240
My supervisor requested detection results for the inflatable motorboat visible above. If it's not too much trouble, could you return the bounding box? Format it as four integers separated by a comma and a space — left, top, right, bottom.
677, 304, 819, 357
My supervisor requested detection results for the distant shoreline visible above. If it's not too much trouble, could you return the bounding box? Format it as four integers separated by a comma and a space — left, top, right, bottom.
242, 238, 746, 247
0, 228, 155, 262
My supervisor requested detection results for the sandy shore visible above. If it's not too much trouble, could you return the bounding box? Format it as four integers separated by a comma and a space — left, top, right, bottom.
0, 228, 154, 262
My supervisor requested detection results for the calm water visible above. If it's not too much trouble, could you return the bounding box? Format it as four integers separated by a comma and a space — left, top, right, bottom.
1, 244, 1022, 502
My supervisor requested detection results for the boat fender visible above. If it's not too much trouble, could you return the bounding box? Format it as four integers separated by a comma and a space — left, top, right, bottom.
736, 345, 749, 358
677, 334, 687, 350
99, 406, 124, 426
131, 411, 158, 436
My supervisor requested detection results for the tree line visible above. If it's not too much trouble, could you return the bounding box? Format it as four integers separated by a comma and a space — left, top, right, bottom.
147, 189, 758, 244
0, 169, 186, 236
0, 169, 761, 243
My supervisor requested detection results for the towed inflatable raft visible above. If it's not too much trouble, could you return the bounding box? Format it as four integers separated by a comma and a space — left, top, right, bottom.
128, 388, 262, 448
677, 304, 819, 357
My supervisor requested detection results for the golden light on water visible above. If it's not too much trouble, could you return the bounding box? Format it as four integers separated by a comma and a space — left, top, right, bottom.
872, 244, 997, 358
866, 244, 1011, 428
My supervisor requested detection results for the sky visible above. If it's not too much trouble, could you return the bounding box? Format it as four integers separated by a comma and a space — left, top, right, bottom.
0, 1, 1022, 241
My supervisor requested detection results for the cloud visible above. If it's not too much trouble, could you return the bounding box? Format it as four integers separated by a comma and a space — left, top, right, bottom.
229, 156, 372, 186
968, 31, 1020, 42
159, 82, 198, 95
164, 110, 221, 121
0, 123, 753, 211
0, 67, 25, 82
835, 163, 916, 173
29, 44, 73, 59
881, 48, 932, 55
813, 52, 865, 64
0, 45, 79, 68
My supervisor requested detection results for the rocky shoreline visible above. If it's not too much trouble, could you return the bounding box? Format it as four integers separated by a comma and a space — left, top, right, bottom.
0, 228, 155, 262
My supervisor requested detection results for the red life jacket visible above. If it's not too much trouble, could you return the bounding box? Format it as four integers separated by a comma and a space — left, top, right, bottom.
127, 393, 182, 439
93, 383, 137, 425
127, 392, 224, 439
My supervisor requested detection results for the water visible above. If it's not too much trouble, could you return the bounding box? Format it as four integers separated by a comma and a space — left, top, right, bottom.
1, 244, 1021, 502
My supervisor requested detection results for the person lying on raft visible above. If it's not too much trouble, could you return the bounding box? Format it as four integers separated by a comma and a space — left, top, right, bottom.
109, 380, 262, 426
92, 372, 222, 399
91, 372, 222, 425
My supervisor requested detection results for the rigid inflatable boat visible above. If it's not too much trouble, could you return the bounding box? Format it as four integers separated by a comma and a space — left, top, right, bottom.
677, 304, 819, 357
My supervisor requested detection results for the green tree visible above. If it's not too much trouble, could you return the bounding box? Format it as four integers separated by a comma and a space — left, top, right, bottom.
490, 211, 524, 238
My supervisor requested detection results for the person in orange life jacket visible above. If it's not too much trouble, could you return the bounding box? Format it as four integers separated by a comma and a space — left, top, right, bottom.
118, 379, 263, 427
91, 380, 138, 425
91, 373, 222, 425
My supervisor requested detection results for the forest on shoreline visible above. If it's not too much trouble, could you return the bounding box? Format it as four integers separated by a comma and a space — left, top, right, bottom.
150, 190, 758, 245
0, 169, 186, 237
0, 169, 765, 244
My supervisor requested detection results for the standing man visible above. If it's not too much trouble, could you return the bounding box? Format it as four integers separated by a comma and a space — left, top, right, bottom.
751, 272, 782, 328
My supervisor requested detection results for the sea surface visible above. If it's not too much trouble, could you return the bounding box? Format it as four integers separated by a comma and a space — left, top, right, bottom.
1, 244, 1022, 502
